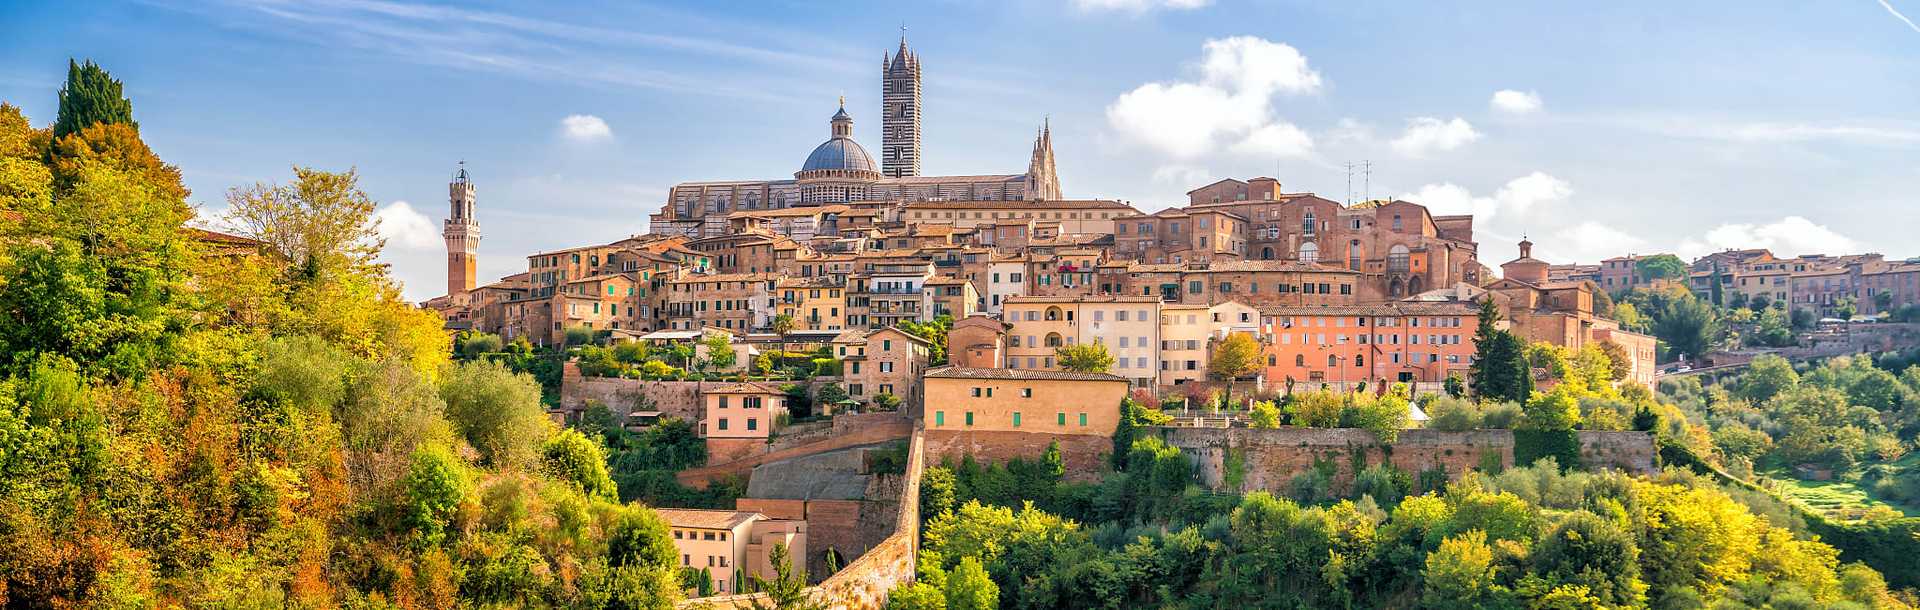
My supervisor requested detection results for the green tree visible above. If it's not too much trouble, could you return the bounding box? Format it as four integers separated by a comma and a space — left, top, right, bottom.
1635, 254, 1687, 283
750, 543, 820, 610
1423, 530, 1502, 609
223, 165, 385, 279
1470, 299, 1533, 403
399, 444, 470, 548
1521, 385, 1581, 431
565, 325, 596, 347
1598, 340, 1632, 381
702, 333, 736, 370
944, 556, 999, 610
1737, 354, 1798, 404
1056, 342, 1115, 373
883, 583, 946, 610
1531, 511, 1646, 606
899, 314, 953, 365
53, 59, 137, 140
1249, 400, 1281, 429
441, 360, 551, 469
542, 428, 618, 501
1652, 291, 1719, 362
772, 313, 795, 350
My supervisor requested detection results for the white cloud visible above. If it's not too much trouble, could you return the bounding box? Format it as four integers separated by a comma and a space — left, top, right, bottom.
374, 200, 440, 250
1390, 117, 1481, 157
1490, 89, 1542, 114
1231, 123, 1315, 157
1106, 36, 1320, 158
1551, 221, 1646, 262
1677, 216, 1858, 260
1150, 164, 1211, 186
1401, 171, 1570, 223
1073, 0, 1211, 13
560, 114, 613, 141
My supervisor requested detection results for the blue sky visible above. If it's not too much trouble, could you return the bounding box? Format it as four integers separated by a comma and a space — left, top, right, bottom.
3, 0, 1917, 300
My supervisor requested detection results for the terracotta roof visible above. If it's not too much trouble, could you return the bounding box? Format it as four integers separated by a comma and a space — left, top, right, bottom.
1259, 303, 1477, 317
904, 199, 1134, 210
924, 367, 1129, 382
1002, 295, 1162, 304
669, 272, 778, 284
704, 382, 785, 395
191, 228, 262, 246
655, 509, 765, 530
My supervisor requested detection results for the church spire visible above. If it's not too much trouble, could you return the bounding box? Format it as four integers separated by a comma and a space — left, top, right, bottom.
1025, 118, 1061, 201
881, 28, 922, 178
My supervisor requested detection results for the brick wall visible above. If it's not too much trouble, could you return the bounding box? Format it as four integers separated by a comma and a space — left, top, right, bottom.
677, 419, 913, 488
1156, 427, 1656, 494
679, 429, 926, 610
706, 438, 768, 466
923, 430, 1110, 482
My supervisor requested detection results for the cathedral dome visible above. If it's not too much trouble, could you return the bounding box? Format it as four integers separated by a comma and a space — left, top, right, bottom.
801, 137, 877, 173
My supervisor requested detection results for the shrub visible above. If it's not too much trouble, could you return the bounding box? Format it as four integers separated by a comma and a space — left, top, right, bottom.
1426, 396, 1481, 431
1480, 401, 1523, 429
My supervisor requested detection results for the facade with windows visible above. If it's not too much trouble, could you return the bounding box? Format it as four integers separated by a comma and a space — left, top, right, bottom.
1258, 303, 1478, 386
657, 509, 806, 596
922, 367, 1130, 436
1001, 295, 1163, 386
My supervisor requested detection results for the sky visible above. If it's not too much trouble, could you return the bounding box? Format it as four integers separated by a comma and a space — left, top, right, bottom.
2, 0, 1917, 301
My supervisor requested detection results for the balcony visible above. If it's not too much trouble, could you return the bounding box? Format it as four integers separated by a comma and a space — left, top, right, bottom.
867, 287, 921, 295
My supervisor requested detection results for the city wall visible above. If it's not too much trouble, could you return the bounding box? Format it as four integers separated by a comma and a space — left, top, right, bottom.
1155, 426, 1656, 493
679, 429, 924, 610
922, 430, 1110, 482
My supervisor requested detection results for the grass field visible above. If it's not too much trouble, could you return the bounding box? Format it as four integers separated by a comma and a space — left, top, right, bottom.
1766, 471, 1920, 520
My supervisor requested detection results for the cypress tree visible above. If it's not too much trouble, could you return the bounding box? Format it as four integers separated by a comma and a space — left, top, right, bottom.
53, 59, 137, 140
1469, 298, 1532, 403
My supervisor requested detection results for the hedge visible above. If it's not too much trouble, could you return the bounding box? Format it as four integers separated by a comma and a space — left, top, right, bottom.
1512, 429, 1582, 470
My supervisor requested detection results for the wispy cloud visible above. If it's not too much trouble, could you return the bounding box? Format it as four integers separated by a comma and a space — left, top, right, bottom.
143, 0, 866, 102
1879, 0, 1920, 33
1389, 117, 1481, 157
1073, 0, 1211, 14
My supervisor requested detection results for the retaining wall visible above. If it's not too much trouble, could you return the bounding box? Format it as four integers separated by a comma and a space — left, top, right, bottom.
1156, 427, 1656, 494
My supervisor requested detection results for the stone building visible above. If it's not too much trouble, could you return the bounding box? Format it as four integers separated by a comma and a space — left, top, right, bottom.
659, 509, 806, 596
1114, 183, 1482, 299
443, 164, 480, 299
648, 37, 1065, 238
922, 367, 1130, 435
701, 382, 789, 464
1259, 303, 1477, 387
832, 327, 932, 409
948, 315, 1010, 369
665, 273, 778, 332
1002, 295, 1163, 386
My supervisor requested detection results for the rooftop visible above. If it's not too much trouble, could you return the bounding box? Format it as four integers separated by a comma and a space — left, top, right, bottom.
924, 367, 1129, 382
655, 508, 765, 530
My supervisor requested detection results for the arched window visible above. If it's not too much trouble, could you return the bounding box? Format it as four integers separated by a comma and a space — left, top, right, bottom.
1045, 306, 1063, 321
1299, 242, 1320, 264
1355, 355, 1365, 367
1302, 210, 1317, 236
1261, 246, 1274, 260
1045, 333, 1064, 348
1328, 354, 1338, 366
1388, 244, 1410, 273
1295, 354, 1305, 367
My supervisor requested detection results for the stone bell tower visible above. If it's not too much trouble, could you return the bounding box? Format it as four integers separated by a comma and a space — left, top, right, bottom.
444, 162, 480, 297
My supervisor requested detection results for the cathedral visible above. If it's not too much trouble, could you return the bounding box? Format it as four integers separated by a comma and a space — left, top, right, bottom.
648, 35, 1063, 238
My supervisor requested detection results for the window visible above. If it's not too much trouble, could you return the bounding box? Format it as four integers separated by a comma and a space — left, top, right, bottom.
964, 412, 974, 426
1079, 413, 1088, 426
1021, 388, 1033, 398
717, 418, 728, 431
1012, 412, 1022, 427
747, 418, 758, 431
935, 411, 945, 426
1299, 242, 1319, 263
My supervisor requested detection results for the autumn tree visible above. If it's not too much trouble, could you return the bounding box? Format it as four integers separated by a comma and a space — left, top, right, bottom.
1056, 341, 1115, 373
224, 165, 383, 279
1210, 332, 1262, 406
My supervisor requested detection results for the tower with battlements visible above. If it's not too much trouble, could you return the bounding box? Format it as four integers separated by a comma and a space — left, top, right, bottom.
881, 32, 921, 178
444, 163, 480, 297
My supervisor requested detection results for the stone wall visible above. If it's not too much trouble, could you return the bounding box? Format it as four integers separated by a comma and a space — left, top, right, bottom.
676, 419, 913, 488
560, 373, 845, 419
1156, 427, 1656, 494
679, 429, 925, 610
923, 430, 1111, 482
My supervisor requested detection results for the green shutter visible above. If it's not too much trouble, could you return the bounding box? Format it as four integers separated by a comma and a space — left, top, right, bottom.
1079, 413, 1088, 426
965, 412, 974, 426
935, 411, 944, 426
1057, 412, 1066, 426
1012, 412, 1021, 427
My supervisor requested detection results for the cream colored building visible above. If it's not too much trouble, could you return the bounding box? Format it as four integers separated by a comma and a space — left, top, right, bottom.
922, 367, 1130, 435
659, 509, 806, 596
1155, 301, 1261, 387
1002, 295, 1162, 386
832, 327, 932, 408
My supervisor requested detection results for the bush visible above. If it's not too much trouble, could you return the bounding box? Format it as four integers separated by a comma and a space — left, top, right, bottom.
1425, 396, 1481, 431
1480, 401, 1523, 429
440, 360, 550, 469
1513, 430, 1582, 470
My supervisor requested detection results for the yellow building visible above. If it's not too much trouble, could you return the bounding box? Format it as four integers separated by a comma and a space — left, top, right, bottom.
776, 276, 847, 331
922, 367, 1130, 435
1002, 295, 1162, 386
